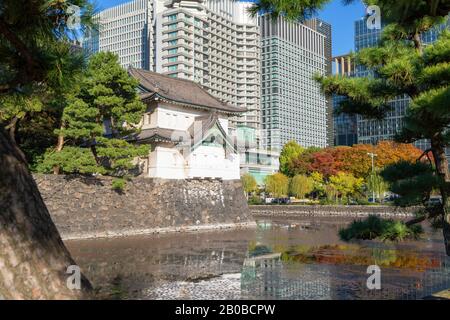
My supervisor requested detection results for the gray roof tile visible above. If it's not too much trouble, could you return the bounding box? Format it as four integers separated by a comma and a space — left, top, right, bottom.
129, 68, 246, 114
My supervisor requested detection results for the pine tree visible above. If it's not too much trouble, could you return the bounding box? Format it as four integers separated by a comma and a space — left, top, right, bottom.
0, 0, 94, 298
317, 27, 450, 254
252, 0, 450, 253
39, 52, 149, 176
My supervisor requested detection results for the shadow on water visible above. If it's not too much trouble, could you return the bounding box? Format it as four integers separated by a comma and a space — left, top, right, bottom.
66, 217, 450, 300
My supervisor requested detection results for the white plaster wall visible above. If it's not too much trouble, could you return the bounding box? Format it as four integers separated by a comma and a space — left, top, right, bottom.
187, 145, 240, 180
147, 145, 240, 180
148, 146, 187, 179
141, 103, 230, 133
142, 103, 209, 130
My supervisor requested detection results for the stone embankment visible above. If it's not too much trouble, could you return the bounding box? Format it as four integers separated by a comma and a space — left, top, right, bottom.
250, 204, 418, 219
34, 174, 253, 240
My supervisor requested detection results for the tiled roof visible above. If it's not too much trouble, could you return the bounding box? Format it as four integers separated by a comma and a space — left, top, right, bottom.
129, 68, 246, 114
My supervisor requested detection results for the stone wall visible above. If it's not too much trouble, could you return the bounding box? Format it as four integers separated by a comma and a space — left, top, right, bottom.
251, 204, 418, 219
34, 174, 253, 240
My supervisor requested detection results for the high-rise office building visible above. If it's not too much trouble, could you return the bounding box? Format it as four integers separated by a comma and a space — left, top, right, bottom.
304, 18, 334, 146
259, 15, 330, 150
354, 18, 403, 145
83, 0, 154, 70
332, 54, 357, 146
354, 17, 449, 146
84, 0, 260, 132
154, 0, 261, 131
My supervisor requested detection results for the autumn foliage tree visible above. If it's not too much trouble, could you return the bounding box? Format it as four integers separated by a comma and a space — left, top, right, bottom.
308, 149, 343, 178
328, 172, 364, 204
241, 173, 257, 198
265, 173, 289, 198
290, 174, 314, 199
337, 141, 423, 178
285, 141, 422, 179
279, 140, 304, 176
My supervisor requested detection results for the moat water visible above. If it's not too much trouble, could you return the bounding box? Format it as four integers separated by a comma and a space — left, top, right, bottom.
66, 217, 450, 300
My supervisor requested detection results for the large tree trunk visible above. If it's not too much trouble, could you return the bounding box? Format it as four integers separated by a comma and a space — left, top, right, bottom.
430, 138, 450, 256
0, 127, 92, 299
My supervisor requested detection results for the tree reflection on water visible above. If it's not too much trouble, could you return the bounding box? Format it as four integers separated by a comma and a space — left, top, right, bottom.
243, 242, 450, 299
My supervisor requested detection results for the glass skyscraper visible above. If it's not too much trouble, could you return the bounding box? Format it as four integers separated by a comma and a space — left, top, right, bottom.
259, 15, 330, 150
83, 0, 154, 70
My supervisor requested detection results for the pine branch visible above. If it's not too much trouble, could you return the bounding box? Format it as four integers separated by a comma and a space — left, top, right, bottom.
0, 17, 40, 83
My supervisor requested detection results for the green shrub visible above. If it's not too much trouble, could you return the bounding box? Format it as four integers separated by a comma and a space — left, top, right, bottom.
354, 197, 371, 205
248, 195, 263, 205
379, 221, 423, 241
319, 198, 335, 205
112, 178, 127, 192
339, 215, 423, 242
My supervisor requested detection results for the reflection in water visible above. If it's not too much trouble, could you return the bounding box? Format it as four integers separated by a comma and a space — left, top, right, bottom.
66, 217, 450, 300
241, 243, 450, 300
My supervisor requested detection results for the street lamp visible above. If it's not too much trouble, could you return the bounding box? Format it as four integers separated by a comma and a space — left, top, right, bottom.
367, 152, 377, 203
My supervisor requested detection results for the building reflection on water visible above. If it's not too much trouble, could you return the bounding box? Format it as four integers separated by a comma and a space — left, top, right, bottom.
241, 252, 333, 299
240, 244, 450, 300
67, 218, 450, 300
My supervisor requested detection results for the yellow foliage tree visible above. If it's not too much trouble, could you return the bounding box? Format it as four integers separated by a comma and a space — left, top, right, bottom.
329, 172, 364, 203
241, 173, 257, 198
290, 174, 314, 199
265, 173, 289, 198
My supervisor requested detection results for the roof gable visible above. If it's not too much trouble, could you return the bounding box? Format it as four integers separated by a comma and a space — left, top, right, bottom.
189, 113, 236, 154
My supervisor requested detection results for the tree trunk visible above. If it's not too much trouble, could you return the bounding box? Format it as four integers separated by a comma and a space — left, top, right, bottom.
430, 138, 450, 256
5, 116, 27, 164
7, 116, 18, 145
0, 127, 92, 299
413, 32, 423, 55
52, 125, 65, 175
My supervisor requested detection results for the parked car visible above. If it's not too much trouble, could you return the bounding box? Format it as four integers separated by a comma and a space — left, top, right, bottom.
273, 197, 291, 204
428, 196, 442, 206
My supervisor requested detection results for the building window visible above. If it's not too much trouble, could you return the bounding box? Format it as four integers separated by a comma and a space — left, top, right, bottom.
168, 56, 178, 62
168, 65, 178, 71
168, 40, 177, 46
168, 48, 178, 54
168, 14, 177, 21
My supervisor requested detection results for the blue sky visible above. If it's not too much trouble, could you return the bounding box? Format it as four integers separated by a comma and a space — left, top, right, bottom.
94, 0, 367, 56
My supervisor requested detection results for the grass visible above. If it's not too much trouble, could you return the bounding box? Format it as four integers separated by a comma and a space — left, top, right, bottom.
339, 215, 423, 242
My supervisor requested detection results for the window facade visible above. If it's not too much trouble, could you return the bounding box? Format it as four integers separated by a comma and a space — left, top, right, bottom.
259, 15, 329, 150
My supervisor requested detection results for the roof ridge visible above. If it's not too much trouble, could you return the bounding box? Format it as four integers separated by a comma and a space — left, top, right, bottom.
131, 67, 204, 86
130, 68, 247, 114
131, 67, 241, 110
